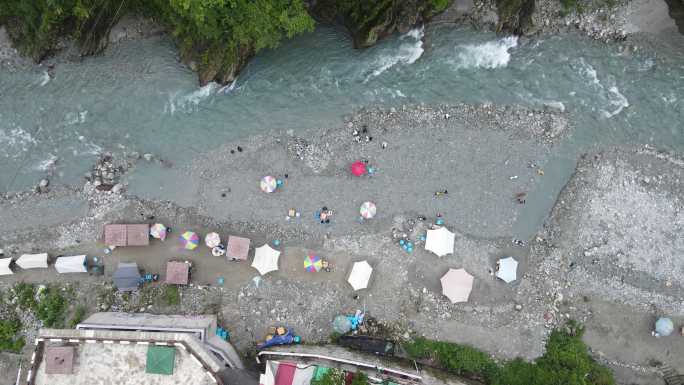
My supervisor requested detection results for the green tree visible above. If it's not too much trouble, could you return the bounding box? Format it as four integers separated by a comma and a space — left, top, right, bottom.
0, 317, 25, 353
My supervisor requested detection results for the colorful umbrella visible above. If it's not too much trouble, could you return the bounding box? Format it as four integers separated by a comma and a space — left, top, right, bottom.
304, 254, 323, 272
150, 223, 167, 241
260, 175, 277, 193
205, 232, 221, 248
359, 201, 377, 219
350, 161, 367, 177
179, 231, 199, 250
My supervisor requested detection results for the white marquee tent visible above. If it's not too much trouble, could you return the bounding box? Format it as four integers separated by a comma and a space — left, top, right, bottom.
347, 260, 373, 291
16, 253, 48, 269
251, 244, 280, 276
0, 258, 13, 275
55, 255, 87, 274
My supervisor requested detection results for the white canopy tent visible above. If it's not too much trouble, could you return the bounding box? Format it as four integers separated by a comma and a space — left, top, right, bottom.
0, 258, 13, 275
347, 260, 373, 291
16, 253, 48, 269
425, 227, 455, 257
251, 244, 280, 276
55, 255, 87, 274
496, 257, 518, 283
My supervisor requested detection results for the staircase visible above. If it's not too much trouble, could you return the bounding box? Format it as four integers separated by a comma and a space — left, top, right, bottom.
662, 364, 684, 385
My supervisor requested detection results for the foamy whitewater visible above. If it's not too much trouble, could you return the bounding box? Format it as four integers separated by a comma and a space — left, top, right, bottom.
0, 25, 682, 192
365, 27, 424, 81
453, 36, 518, 69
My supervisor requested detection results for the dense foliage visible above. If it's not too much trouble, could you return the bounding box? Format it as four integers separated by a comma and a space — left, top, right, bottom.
310, 369, 370, 385
0, 0, 314, 83
143, 0, 314, 84
403, 321, 614, 385
36, 286, 68, 328
0, 317, 25, 353
310, 0, 449, 48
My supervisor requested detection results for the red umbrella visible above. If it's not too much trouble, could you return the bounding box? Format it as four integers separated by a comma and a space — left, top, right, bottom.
350, 161, 367, 176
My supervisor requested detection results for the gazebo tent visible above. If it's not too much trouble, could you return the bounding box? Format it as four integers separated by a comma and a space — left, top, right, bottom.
251, 244, 280, 275
146, 345, 175, 375
55, 255, 87, 273
227, 236, 250, 261
104, 224, 127, 246
16, 253, 48, 269
166, 261, 190, 285
425, 227, 456, 257
126, 224, 150, 246
0, 258, 13, 275
112, 262, 141, 292
347, 260, 373, 291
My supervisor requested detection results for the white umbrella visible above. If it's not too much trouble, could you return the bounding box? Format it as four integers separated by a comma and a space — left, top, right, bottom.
425, 227, 455, 257
251, 244, 280, 275
0, 258, 13, 275
440, 268, 474, 303
205, 232, 221, 248
347, 260, 373, 291
359, 201, 377, 219
496, 257, 518, 283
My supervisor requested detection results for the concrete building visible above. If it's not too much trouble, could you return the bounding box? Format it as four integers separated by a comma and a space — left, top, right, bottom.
75, 312, 241, 369
23, 313, 250, 385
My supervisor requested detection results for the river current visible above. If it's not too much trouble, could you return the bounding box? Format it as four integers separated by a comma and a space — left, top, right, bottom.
1, 26, 683, 235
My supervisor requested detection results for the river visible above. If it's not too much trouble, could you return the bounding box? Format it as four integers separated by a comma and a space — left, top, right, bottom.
1, 25, 683, 236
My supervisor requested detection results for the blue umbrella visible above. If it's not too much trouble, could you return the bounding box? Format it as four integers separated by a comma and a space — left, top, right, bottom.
655, 317, 674, 336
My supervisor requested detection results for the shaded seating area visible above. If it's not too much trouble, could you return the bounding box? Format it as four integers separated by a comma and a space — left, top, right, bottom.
104, 224, 150, 247
55, 255, 87, 273
227, 236, 250, 261
112, 262, 141, 292
16, 253, 48, 269
166, 261, 190, 285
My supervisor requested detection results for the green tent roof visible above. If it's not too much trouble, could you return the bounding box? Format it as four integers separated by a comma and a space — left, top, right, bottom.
146, 345, 176, 375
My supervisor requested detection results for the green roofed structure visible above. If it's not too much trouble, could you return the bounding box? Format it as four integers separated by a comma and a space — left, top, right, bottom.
146, 345, 176, 375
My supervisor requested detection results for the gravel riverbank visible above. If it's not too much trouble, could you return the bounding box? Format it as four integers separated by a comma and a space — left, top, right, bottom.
1, 101, 682, 384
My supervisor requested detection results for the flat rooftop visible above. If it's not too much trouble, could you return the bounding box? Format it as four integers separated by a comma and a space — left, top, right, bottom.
34, 342, 215, 385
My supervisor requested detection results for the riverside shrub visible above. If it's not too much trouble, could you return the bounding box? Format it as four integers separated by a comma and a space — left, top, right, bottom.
403, 321, 614, 385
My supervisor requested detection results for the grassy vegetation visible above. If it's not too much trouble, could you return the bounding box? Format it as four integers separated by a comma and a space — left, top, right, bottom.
68, 305, 87, 329
35, 286, 67, 328
14, 282, 37, 311
162, 285, 180, 306
0, 317, 25, 353
403, 321, 614, 385
309, 368, 370, 385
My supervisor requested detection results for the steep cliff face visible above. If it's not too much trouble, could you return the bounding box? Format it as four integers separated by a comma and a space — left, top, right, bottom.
309, 0, 450, 48
494, 0, 536, 35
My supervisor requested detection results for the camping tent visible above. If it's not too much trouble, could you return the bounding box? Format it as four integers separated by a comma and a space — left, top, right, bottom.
113, 262, 141, 292
16, 253, 48, 269
251, 244, 280, 275
496, 257, 518, 283
0, 258, 13, 275
347, 260, 373, 291
440, 268, 474, 303
425, 227, 455, 257
55, 255, 87, 273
